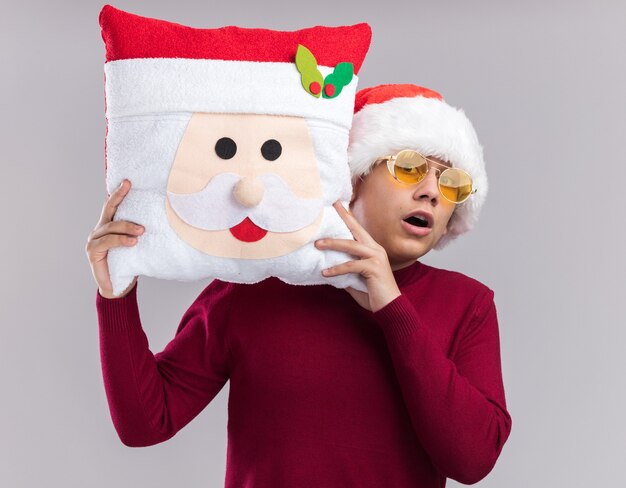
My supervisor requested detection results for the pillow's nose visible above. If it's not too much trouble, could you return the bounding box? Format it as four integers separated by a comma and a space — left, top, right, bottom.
233, 176, 265, 207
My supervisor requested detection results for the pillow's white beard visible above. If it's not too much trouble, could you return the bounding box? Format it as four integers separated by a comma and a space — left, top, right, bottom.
108, 190, 365, 295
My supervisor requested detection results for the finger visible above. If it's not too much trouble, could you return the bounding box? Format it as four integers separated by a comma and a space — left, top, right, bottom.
344, 286, 371, 311
86, 233, 138, 258
322, 259, 367, 277
98, 179, 131, 227
345, 286, 369, 300
90, 220, 144, 241
332, 201, 376, 245
315, 238, 374, 259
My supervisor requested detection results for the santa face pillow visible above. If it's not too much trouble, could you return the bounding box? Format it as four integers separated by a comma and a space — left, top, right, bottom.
99, 5, 371, 296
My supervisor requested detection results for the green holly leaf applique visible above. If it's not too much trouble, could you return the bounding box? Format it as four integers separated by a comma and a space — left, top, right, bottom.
322, 62, 354, 99
295, 44, 324, 98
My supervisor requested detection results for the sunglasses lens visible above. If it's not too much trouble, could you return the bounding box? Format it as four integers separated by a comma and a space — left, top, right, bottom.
392, 150, 428, 184
439, 169, 473, 203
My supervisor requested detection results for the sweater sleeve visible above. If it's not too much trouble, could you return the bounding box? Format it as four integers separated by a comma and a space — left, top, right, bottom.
96, 280, 232, 447
372, 289, 512, 485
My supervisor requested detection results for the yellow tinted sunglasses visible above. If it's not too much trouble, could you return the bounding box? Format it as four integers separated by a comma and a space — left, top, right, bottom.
375, 149, 477, 204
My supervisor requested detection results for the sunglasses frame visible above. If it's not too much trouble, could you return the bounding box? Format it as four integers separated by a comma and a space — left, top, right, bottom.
375, 150, 478, 204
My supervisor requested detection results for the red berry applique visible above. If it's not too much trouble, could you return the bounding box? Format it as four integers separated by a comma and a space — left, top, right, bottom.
309, 81, 321, 95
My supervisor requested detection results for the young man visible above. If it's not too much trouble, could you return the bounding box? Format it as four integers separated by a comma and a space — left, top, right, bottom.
86, 84, 512, 487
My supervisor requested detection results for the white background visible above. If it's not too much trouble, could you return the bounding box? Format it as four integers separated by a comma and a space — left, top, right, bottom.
1, 0, 625, 486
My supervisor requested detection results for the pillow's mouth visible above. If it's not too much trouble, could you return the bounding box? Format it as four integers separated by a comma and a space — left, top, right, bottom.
230, 218, 268, 243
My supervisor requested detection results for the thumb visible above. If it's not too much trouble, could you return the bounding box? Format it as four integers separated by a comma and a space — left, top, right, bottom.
345, 287, 371, 311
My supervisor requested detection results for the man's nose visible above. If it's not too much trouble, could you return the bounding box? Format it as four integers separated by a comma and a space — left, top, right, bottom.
413, 168, 440, 203
233, 176, 265, 207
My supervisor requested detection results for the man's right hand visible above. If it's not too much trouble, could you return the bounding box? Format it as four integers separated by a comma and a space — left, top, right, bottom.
85, 179, 144, 299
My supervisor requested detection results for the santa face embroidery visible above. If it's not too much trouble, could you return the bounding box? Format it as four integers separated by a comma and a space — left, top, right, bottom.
165, 112, 324, 259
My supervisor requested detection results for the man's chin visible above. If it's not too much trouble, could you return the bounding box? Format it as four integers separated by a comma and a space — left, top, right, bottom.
393, 234, 435, 261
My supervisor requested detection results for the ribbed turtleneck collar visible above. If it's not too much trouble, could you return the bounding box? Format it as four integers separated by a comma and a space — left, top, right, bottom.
392, 259, 427, 287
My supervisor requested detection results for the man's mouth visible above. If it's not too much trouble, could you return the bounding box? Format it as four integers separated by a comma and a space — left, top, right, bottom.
229, 217, 268, 242
403, 215, 430, 228
401, 210, 434, 237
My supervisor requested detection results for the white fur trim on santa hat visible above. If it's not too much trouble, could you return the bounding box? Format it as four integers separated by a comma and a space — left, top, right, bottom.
347, 95, 488, 250
104, 58, 358, 131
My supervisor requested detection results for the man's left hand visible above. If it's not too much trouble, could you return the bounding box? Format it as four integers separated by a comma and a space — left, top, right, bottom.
315, 201, 401, 312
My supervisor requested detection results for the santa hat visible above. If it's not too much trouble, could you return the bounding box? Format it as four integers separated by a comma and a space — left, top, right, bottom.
100, 5, 370, 133
347, 84, 488, 250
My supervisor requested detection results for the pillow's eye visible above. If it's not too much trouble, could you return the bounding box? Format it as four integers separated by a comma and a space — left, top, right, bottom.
215, 137, 237, 160
261, 139, 282, 161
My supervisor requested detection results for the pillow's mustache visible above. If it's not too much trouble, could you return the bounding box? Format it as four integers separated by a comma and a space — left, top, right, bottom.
167, 172, 323, 232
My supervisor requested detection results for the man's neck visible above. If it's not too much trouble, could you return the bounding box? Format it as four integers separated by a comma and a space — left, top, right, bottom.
390, 259, 418, 272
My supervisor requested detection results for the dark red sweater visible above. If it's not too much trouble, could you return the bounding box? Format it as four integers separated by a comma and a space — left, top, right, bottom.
96, 260, 512, 487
